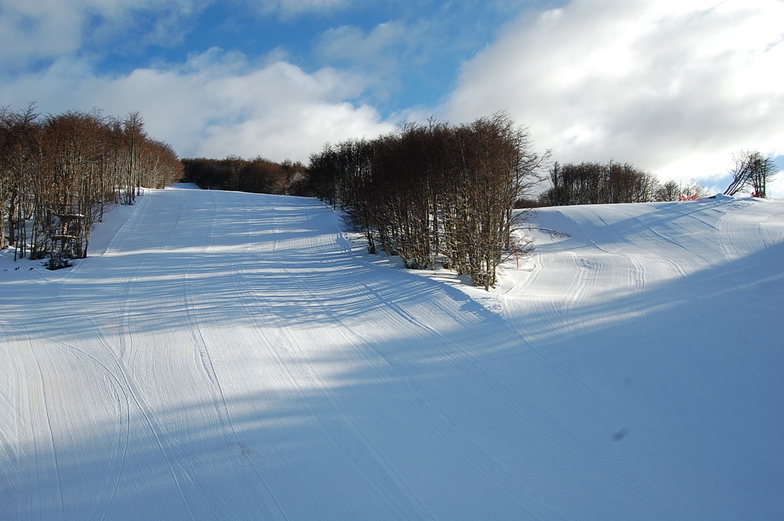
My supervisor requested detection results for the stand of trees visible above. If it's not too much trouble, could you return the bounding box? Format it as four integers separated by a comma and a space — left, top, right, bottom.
653, 179, 710, 201
0, 105, 182, 267
540, 161, 658, 206
538, 161, 717, 205
308, 113, 546, 290
181, 157, 310, 196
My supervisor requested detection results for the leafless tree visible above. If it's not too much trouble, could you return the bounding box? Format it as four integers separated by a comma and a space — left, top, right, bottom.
1, 104, 40, 257
540, 161, 657, 205
2, 105, 181, 267
679, 179, 710, 200
725, 150, 775, 197
308, 112, 544, 289
654, 180, 681, 201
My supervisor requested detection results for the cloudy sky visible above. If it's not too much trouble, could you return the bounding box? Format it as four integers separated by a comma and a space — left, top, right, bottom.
2, 0, 782, 195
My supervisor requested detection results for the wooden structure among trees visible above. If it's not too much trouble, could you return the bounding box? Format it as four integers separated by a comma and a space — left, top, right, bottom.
1, 104, 183, 268
47, 212, 84, 269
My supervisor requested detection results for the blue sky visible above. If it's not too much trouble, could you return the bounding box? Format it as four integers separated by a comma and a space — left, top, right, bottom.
1, 0, 782, 195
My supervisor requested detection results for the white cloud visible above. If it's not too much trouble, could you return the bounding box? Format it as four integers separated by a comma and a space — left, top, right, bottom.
445, 0, 784, 195
0, 0, 397, 163
315, 21, 415, 104
245, 0, 355, 17
0, 0, 204, 68
0, 0, 83, 66
318, 22, 408, 65
0, 49, 394, 162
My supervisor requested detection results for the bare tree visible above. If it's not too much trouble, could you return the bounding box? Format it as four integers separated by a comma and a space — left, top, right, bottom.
540, 161, 657, 205
2, 105, 180, 267
725, 150, 776, 197
1, 104, 41, 258
680, 179, 710, 200
308, 113, 543, 289
122, 111, 145, 205
654, 180, 681, 201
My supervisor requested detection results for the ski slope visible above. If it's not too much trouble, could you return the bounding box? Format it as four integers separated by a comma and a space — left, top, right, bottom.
1, 186, 782, 520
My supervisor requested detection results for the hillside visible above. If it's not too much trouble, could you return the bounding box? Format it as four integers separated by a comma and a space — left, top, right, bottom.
1, 186, 782, 520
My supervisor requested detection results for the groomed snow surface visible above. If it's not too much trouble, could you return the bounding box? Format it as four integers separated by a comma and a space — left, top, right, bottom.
2, 185, 782, 520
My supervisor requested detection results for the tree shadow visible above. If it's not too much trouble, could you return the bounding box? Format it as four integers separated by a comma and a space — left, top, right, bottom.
2, 190, 782, 520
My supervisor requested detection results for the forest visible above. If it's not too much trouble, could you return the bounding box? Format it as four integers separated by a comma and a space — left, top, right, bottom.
0, 105, 182, 268
539, 161, 658, 205
4, 103, 771, 286
536, 161, 719, 205
181, 156, 310, 196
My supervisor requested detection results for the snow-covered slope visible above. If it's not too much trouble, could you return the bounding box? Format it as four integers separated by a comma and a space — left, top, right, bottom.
1, 187, 782, 520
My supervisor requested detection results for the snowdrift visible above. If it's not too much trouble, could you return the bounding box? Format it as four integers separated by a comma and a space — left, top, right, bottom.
2, 187, 782, 520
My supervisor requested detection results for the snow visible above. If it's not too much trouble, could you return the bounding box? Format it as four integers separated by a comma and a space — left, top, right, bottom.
2, 187, 783, 520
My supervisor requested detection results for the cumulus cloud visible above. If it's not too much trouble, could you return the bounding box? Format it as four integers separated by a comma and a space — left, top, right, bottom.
0, 0, 397, 162
445, 0, 784, 194
315, 21, 420, 106
318, 22, 409, 67
0, 0, 83, 67
4, 0, 782, 195
0, 0, 205, 68
0, 48, 393, 162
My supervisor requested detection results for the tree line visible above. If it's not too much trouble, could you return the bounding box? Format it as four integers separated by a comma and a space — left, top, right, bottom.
181, 156, 310, 196
537, 149, 776, 207
539, 161, 658, 206
6, 101, 771, 282
537, 160, 715, 205
308, 113, 547, 289
0, 104, 182, 267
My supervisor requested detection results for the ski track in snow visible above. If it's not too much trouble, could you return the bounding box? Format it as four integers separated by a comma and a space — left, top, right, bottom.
2, 188, 783, 520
